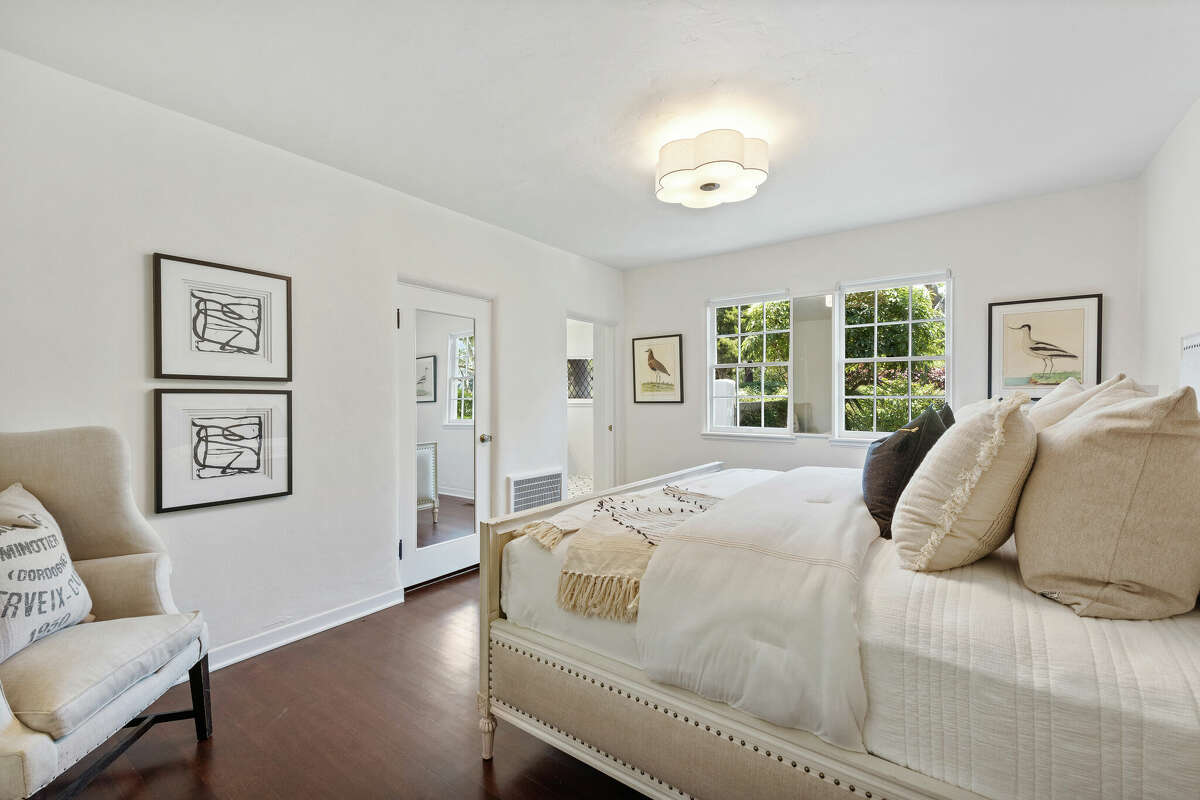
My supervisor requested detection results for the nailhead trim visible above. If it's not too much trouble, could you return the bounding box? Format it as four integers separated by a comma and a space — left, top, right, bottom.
488, 637, 883, 798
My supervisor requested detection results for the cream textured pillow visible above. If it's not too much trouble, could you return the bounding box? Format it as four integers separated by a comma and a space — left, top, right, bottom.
1062, 376, 1152, 420
1027, 373, 1124, 431
0, 484, 93, 662
1016, 388, 1200, 619
892, 392, 1037, 571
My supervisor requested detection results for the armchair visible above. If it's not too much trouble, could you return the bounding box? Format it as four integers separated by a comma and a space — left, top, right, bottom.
0, 427, 210, 799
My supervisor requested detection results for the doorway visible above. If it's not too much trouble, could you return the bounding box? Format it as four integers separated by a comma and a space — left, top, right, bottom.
566, 317, 616, 499
397, 284, 492, 587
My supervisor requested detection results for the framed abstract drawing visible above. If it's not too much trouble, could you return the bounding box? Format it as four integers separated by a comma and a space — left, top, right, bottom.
415, 354, 437, 403
155, 389, 292, 513
154, 253, 292, 381
632, 334, 683, 403
987, 294, 1102, 399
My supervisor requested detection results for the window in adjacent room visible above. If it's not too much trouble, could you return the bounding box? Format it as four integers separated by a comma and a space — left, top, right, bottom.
707, 292, 792, 434
446, 330, 475, 424
836, 274, 951, 438
567, 358, 594, 400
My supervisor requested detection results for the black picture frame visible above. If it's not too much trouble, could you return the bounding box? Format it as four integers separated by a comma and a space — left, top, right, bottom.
632, 334, 684, 404
153, 252, 293, 381
987, 293, 1102, 399
155, 388, 293, 513
415, 354, 438, 403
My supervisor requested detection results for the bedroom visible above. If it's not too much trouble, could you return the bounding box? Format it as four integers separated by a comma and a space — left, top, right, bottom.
0, 2, 1197, 799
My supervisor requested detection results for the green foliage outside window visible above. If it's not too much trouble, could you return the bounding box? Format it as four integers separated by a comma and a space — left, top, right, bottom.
842, 282, 948, 434
712, 297, 792, 431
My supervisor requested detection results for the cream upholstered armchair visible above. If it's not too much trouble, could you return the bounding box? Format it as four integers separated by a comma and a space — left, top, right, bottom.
0, 427, 210, 799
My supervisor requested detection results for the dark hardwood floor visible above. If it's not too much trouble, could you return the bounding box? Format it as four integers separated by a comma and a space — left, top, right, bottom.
417, 494, 475, 548
36, 571, 642, 800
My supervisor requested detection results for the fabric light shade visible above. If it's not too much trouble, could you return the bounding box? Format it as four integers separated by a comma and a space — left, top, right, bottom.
655, 129, 768, 208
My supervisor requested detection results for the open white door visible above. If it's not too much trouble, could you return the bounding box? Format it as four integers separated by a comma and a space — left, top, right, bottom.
396, 283, 492, 587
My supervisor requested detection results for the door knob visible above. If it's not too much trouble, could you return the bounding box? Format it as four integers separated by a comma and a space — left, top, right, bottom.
479, 433, 494, 444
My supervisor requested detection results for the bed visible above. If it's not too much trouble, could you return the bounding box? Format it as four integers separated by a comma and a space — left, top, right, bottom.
477, 463, 1200, 800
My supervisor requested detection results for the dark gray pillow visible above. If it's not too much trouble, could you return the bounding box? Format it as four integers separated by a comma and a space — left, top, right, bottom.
861, 405, 951, 538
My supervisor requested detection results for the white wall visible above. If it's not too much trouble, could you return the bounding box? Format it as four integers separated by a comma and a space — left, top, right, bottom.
792, 315, 833, 434
0, 50, 622, 656
414, 310, 474, 498
1141, 97, 1200, 392
566, 319, 594, 477
623, 181, 1142, 481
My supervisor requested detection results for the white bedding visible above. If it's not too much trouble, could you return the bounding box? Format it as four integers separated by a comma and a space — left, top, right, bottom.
500, 466, 1200, 798
861, 537, 1200, 799
638, 466, 879, 752
500, 468, 779, 667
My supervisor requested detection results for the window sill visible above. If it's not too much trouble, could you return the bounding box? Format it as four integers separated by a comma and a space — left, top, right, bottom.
700, 430, 799, 443
567, 398, 593, 407
829, 436, 877, 448
443, 421, 473, 429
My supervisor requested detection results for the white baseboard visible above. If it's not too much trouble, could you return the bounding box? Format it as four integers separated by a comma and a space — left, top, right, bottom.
205, 586, 406, 673
438, 486, 475, 500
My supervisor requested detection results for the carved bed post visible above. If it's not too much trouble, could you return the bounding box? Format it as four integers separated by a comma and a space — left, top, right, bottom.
477, 692, 496, 759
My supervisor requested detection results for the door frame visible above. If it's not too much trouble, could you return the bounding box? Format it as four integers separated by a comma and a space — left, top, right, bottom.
397, 282, 493, 588
565, 314, 617, 495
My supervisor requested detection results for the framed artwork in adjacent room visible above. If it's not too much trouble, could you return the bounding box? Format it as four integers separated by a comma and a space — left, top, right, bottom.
155, 389, 292, 513
632, 333, 683, 403
154, 253, 292, 381
415, 354, 437, 402
987, 294, 1102, 399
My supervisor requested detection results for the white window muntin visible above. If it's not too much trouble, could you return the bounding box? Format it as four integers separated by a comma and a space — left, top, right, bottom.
446, 330, 475, 425
835, 271, 952, 438
705, 289, 793, 435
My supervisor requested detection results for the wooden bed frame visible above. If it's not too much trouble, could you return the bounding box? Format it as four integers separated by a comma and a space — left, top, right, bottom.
478, 462, 983, 800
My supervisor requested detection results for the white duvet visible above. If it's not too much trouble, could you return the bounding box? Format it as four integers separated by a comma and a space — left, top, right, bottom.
636, 466, 879, 751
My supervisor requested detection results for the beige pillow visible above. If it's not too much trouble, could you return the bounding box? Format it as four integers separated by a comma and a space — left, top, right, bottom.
892, 392, 1037, 571
1063, 376, 1152, 419
0, 484, 93, 662
1028, 373, 1124, 431
1016, 387, 1200, 619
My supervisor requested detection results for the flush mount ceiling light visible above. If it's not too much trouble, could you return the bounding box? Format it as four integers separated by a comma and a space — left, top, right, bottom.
655, 129, 768, 209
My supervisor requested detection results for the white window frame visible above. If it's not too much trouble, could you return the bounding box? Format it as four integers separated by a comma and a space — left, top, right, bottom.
834, 271, 953, 441
704, 290, 794, 438
445, 329, 475, 427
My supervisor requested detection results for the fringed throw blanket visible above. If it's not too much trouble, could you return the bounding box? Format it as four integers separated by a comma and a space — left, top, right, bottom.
511, 485, 720, 621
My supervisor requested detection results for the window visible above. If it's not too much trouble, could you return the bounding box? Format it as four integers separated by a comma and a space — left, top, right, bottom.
446, 331, 475, 424
567, 358, 594, 400
707, 292, 792, 434
836, 274, 951, 438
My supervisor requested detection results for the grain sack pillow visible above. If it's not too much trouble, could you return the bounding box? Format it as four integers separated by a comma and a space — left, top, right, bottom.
1015, 387, 1200, 619
0, 483, 92, 662
892, 392, 1037, 571
1028, 373, 1124, 431
861, 405, 950, 538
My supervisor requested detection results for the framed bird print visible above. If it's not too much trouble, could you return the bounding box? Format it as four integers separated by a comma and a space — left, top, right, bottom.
633, 334, 683, 403
415, 355, 437, 403
154, 253, 292, 381
987, 294, 1102, 399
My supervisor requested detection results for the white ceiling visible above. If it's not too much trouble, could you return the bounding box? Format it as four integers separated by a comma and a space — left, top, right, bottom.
3, 2, 1199, 269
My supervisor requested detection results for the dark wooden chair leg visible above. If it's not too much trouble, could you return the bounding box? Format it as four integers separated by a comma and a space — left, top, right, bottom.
188, 654, 212, 741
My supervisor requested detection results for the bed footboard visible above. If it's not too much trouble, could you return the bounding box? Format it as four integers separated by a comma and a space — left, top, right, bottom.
477, 463, 725, 761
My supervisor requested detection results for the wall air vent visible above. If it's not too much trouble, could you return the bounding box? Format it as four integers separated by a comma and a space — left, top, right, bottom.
508, 469, 564, 513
